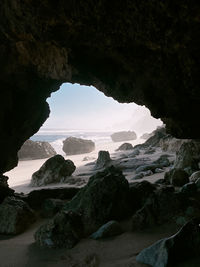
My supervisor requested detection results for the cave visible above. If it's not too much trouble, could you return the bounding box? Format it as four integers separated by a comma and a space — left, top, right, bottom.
1, 1, 200, 266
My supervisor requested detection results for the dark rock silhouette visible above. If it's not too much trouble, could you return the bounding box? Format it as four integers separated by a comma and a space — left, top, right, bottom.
116, 143, 134, 151
31, 155, 76, 186
95, 150, 112, 169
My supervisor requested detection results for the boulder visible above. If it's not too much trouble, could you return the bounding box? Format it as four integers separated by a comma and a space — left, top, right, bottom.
189, 170, 200, 182
174, 140, 200, 170
111, 131, 137, 142
153, 154, 171, 167
90, 220, 123, 240
136, 218, 200, 267
164, 168, 189, 186
135, 164, 161, 174
0, 175, 14, 203
41, 198, 66, 218
62, 137, 95, 155
25, 187, 80, 209
0, 196, 35, 234
160, 135, 187, 153
116, 143, 134, 151
63, 166, 131, 235
95, 150, 112, 169
30, 155, 76, 187
18, 140, 56, 160
180, 182, 197, 196
35, 210, 83, 248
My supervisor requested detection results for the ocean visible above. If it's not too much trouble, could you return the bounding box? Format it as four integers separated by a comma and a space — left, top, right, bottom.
31, 129, 113, 155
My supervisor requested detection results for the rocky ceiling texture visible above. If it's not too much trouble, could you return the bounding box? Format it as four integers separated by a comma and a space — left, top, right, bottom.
0, 0, 200, 174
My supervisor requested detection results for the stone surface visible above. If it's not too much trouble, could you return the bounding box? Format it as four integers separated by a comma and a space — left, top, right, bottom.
30, 155, 76, 187
140, 133, 153, 140
90, 220, 123, 240
26, 187, 80, 209
135, 164, 161, 174
41, 198, 66, 218
180, 182, 197, 196
111, 131, 137, 142
189, 170, 200, 182
160, 135, 187, 153
174, 140, 200, 170
0, 196, 35, 234
18, 140, 56, 160
116, 143, 134, 151
136, 218, 200, 267
63, 166, 131, 235
62, 137, 95, 155
153, 154, 170, 167
0, 175, 14, 203
35, 211, 83, 248
164, 168, 189, 186
95, 150, 112, 169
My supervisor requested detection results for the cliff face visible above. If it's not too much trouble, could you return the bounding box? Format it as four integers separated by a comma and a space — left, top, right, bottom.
0, 0, 200, 173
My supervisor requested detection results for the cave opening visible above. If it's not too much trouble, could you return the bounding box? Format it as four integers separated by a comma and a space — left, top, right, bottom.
5, 82, 162, 190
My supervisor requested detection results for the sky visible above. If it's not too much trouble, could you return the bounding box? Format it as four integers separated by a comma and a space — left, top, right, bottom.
42, 83, 162, 135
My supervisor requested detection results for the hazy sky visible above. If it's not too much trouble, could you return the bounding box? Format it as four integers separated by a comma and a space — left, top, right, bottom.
42, 83, 162, 134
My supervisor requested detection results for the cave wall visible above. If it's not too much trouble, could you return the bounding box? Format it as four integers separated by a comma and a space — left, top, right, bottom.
0, 0, 200, 173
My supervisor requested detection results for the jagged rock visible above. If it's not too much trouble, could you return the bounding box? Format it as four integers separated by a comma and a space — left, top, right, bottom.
189, 170, 200, 182
153, 154, 170, 167
135, 164, 161, 174
63, 166, 131, 235
174, 140, 200, 170
18, 140, 56, 160
180, 182, 197, 196
129, 149, 140, 157
160, 135, 187, 153
62, 137, 95, 155
136, 218, 200, 267
116, 143, 134, 151
0, 196, 35, 234
129, 181, 156, 212
35, 211, 83, 248
164, 168, 189, 186
111, 131, 137, 142
41, 198, 66, 218
95, 150, 111, 169
0, 175, 14, 203
132, 188, 186, 230
90, 220, 123, 240
26, 187, 80, 209
30, 155, 76, 187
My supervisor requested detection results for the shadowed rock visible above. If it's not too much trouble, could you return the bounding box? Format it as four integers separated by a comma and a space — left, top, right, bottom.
63, 137, 95, 155
0, 196, 35, 234
0, 175, 14, 204
95, 150, 112, 169
136, 218, 200, 267
164, 168, 189, 186
30, 155, 76, 186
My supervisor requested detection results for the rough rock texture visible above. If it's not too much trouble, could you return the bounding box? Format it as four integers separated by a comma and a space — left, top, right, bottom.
164, 168, 189, 186
190, 170, 200, 182
136, 218, 200, 267
90, 220, 123, 240
160, 135, 188, 153
1, 1, 200, 175
18, 139, 56, 160
31, 155, 76, 186
63, 166, 131, 235
95, 150, 112, 169
0, 175, 14, 203
0, 196, 35, 234
111, 131, 137, 142
35, 210, 83, 248
63, 137, 95, 155
174, 140, 200, 170
140, 133, 153, 140
116, 143, 134, 151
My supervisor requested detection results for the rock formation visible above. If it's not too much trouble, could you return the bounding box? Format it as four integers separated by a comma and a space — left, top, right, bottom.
18, 139, 56, 160
0, 1, 200, 175
95, 150, 112, 169
116, 143, 134, 151
62, 137, 95, 155
31, 155, 76, 186
111, 131, 137, 142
